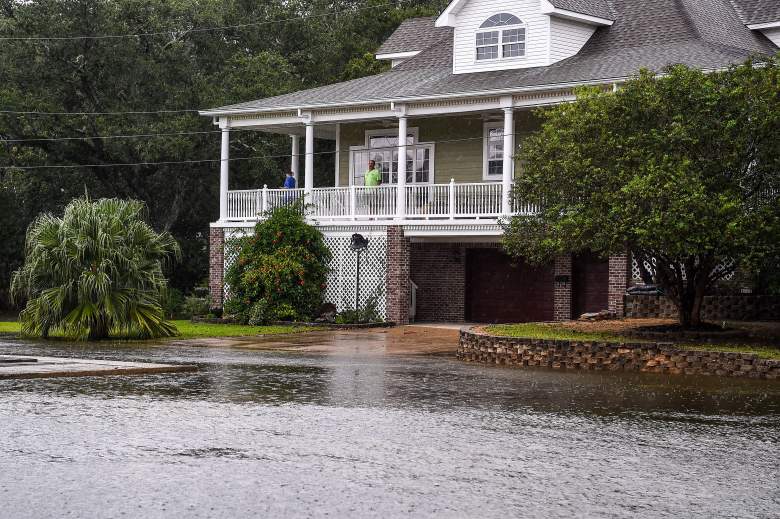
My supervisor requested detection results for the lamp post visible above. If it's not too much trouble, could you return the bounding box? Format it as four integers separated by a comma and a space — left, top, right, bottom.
350, 233, 369, 311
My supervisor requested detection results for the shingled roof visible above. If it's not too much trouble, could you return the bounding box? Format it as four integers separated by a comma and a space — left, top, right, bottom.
202, 0, 779, 115
729, 0, 780, 25
548, 0, 615, 20
376, 17, 449, 55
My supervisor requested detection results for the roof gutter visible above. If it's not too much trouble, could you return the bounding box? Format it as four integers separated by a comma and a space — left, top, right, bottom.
198, 76, 631, 117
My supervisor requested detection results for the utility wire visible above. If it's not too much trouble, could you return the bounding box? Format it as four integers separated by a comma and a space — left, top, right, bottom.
0, 2, 393, 41
2, 130, 224, 143
0, 109, 201, 116
0, 133, 524, 170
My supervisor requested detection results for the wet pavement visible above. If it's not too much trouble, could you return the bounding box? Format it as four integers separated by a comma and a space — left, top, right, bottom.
0, 330, 778, 518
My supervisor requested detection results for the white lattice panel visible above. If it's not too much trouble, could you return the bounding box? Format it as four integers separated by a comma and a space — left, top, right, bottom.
223, 228, 250, 301
323, 233, 388, 318
221, 228, 388, 318
631, 254, 734, 284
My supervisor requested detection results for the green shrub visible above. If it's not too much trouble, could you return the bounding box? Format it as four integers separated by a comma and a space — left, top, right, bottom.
224, 202, 331, 324
160, 287, 184, 319
183, 294, 211, 318
335, 292, 382, 324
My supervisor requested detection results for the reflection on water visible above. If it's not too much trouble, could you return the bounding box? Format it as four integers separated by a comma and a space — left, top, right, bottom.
0, 337, 778, 518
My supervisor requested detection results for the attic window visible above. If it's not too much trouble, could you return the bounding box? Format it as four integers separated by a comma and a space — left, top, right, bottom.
476, 14, 525, 61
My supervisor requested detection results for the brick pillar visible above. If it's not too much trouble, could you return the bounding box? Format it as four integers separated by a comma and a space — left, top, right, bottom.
608, 253, 631, 317
209, 227, 225, 310
553, 255, 572, 321
386, 226, 410, 324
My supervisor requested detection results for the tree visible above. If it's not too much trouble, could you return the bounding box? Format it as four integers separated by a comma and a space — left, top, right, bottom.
224, 202, 331, 323
503, 58, 780, 328
10, 197, 181, 339
0, 0, 444, 305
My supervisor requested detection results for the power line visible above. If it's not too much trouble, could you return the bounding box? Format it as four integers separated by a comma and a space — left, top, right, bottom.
0, 133, 523, 170
0, 2, 393, 41
0, 109, 200, 116
2, 130, 223, 143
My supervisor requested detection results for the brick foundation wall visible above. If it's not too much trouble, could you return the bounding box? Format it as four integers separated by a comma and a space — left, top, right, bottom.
209, 227, 225, 310
553, 255, 572, 321
608, 254, 630, 317
459, 329, 780, 380
626, 294, 780, 321
386, 226, 410, 324
410, 243, 466, 322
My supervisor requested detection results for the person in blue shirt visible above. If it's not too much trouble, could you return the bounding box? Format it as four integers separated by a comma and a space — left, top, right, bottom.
284, 171, 296, 189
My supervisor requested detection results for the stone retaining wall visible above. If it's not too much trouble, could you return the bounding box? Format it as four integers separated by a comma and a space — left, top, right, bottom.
625, 294, 780, 321
458, 329, 780, 380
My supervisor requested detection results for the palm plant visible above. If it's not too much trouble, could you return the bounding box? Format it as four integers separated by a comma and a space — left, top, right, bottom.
11, 197, 181, 340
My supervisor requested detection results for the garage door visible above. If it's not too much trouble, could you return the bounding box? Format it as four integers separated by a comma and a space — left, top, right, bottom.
465, 249, 554, 323
572, 252, 610, 318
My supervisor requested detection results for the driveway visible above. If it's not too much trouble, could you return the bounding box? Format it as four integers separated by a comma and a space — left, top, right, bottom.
181, 324, 463, 356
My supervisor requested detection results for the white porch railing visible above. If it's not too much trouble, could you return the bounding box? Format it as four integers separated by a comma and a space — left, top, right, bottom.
225, 181, 538, 222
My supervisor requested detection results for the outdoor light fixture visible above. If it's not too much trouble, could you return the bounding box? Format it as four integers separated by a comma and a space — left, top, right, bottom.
350, 233, 369, 311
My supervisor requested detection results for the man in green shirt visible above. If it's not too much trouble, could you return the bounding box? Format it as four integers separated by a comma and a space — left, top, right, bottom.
364, 160, 382, 187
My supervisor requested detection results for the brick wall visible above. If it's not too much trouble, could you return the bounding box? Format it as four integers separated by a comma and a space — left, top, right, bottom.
553, 255, 572, 321
386, 226, 410, 324
209, 227, 224, 310
608, 254, 630, 317
410, 243, 466, 322
459, 329, 780, 379
626, 294, 780, 321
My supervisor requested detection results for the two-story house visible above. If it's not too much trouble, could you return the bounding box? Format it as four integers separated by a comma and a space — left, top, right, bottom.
200, 0, 779, 324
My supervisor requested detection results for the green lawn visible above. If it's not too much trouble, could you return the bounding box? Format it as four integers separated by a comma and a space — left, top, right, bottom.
0, 321, 20, 334
483, 323, 780, 360
486, 323, 623, 342
171, 320, 318, 339
0, 319, 318, 340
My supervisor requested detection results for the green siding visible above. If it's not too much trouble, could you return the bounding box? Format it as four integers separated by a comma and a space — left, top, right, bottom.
336, 111, 540, 186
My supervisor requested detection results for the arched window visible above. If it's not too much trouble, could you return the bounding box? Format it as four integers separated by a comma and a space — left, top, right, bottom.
475, 13, 525, 61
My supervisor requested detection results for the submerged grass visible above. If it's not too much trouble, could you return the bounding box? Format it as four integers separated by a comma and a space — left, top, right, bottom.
0, 320, 317, 340
483, 323, 780, 360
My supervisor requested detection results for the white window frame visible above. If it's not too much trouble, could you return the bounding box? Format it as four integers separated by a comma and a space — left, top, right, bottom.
349, 127, 435, 185
474, 14, 527, 64
482, 121, 504, 181
363, 127, 419, 148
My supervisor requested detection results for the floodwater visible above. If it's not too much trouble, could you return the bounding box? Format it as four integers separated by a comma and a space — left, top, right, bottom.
0, 330, 778, 519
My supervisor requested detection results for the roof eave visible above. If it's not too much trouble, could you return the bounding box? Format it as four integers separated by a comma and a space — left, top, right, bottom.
747, 20, 780, 30
197, 75, 633, 118
540, 2, 615, 26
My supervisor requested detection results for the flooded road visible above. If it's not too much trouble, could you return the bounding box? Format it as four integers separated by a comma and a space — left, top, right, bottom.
1, 330, 778, 518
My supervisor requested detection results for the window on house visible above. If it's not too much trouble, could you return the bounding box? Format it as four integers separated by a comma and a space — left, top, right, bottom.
483, 123, 504, 180
476, 13, 525, 61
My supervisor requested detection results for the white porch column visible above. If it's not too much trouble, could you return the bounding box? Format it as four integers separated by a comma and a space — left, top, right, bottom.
304, 121, 314, 195
396, 115, 407, 219
290, 134, 300, 185
219, 125, 230, 221
334, 123, 341, 187
501, 106, 515, 216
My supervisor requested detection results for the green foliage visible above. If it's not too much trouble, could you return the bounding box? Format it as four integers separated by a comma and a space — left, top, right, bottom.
224, 203, 331, 323
159, 287, 185, 319
10, 197, 181, 339
182, 294, 211, 318
335, 291, 382, 324
503, 58, 780, 328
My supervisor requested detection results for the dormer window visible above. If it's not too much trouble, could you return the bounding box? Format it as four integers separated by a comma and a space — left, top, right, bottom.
475, 13, 525, 61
